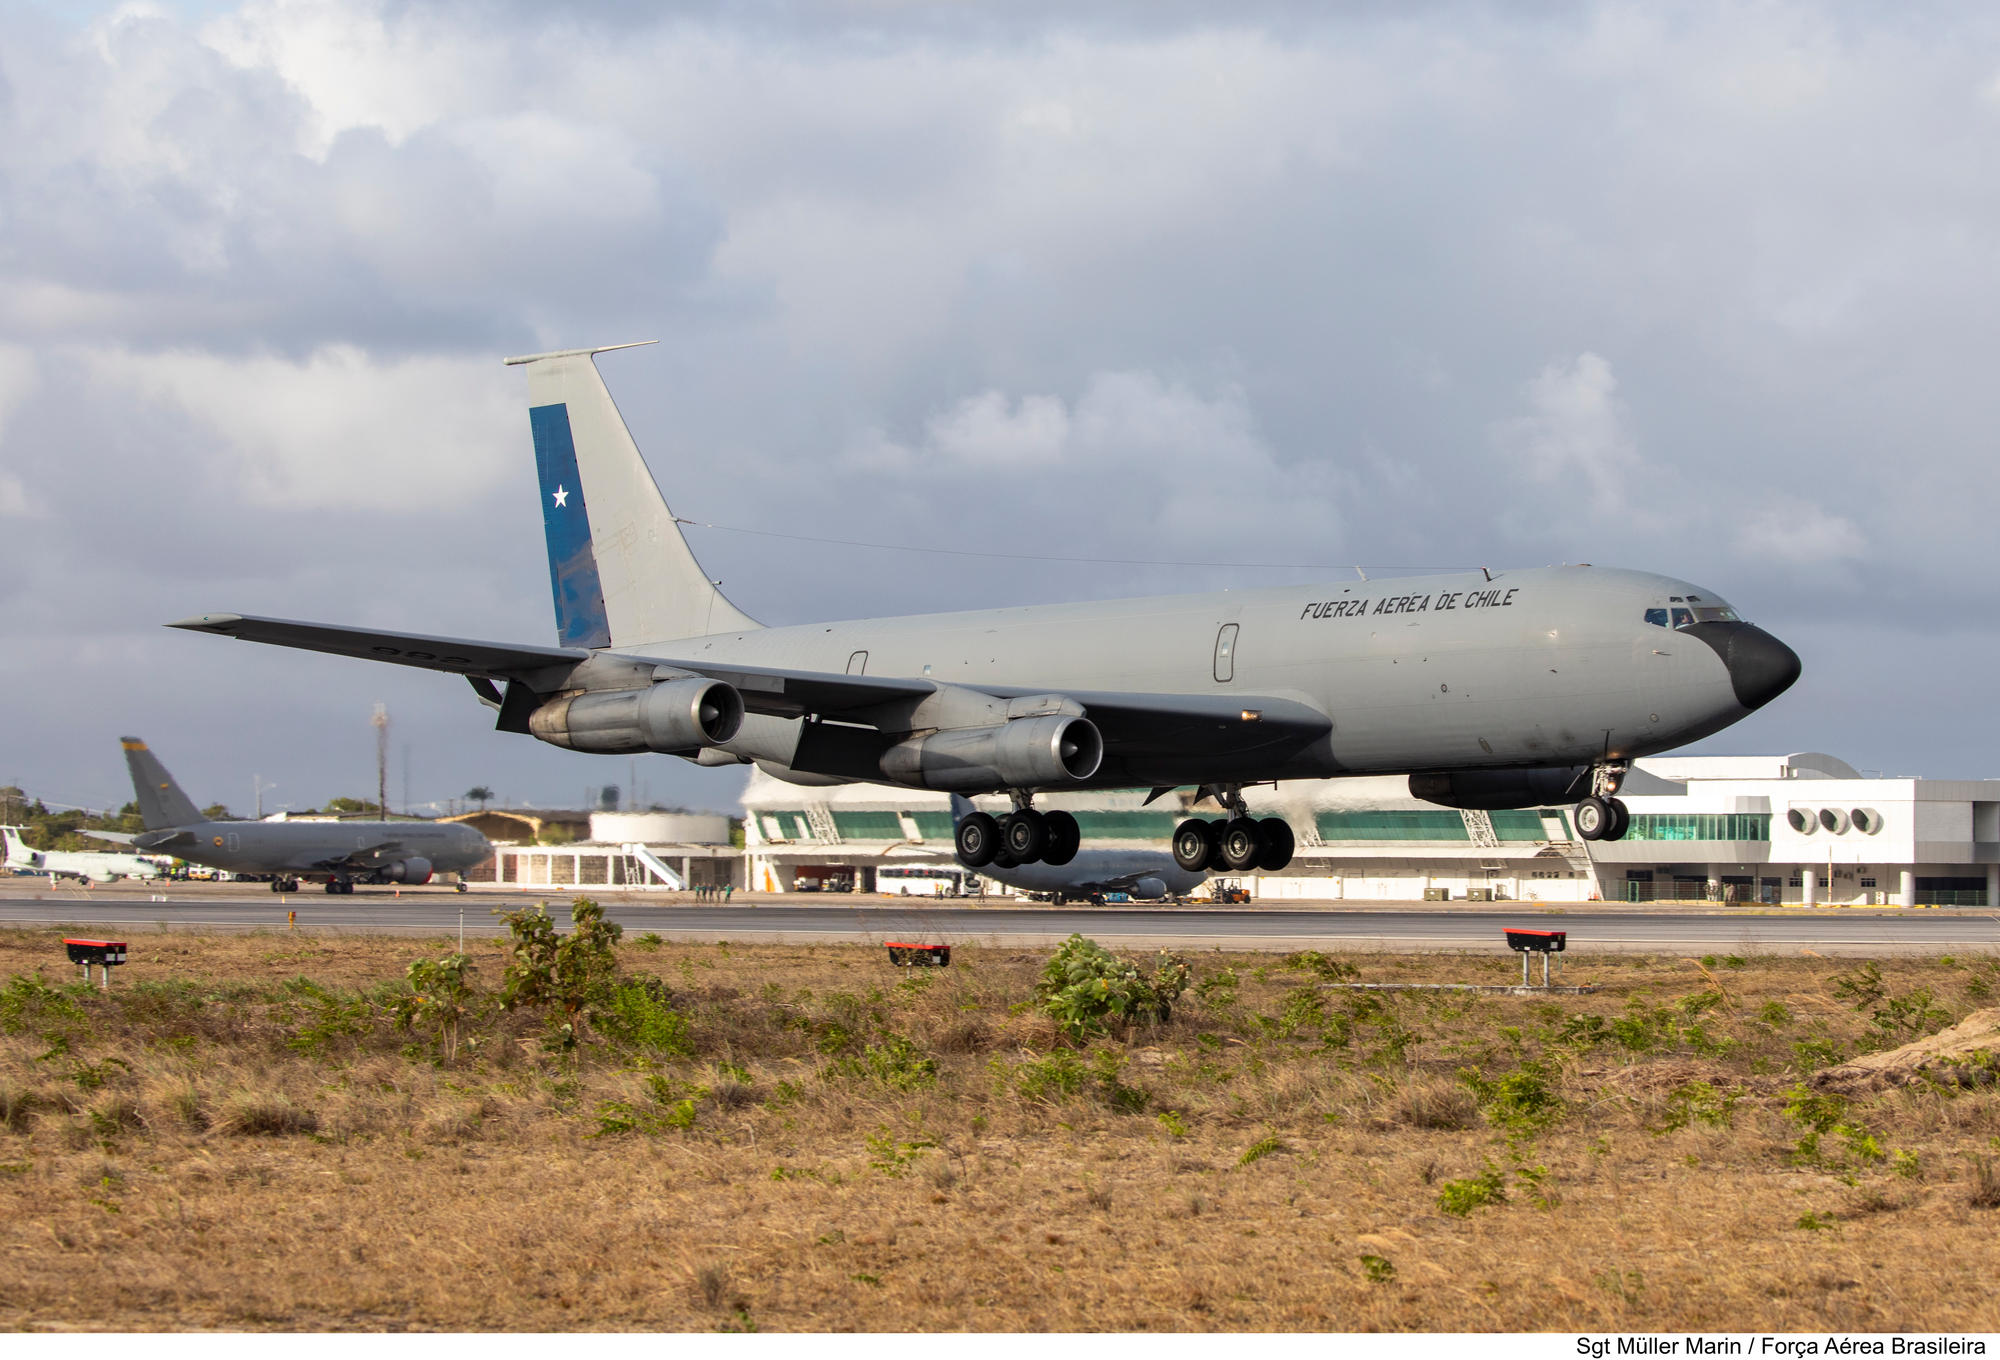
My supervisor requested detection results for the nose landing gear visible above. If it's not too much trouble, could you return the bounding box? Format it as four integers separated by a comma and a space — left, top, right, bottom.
1573, 763, 1633, 842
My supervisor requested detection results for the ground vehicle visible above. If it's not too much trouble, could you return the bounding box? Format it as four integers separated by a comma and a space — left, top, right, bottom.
877, 865, 966, 897
1209, 880, 1251, 904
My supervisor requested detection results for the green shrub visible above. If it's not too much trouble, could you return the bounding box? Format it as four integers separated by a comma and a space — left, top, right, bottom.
1437, 1162, 1508, 1216
1461, 1060, 1565, 1133
497, 898, 625, 1052
1283, 951, 1357, 982
392, 953, 480, 1063
1653, 1081, 1737, 1134
1034, 935, 1190, 1041
0, 974, 88, 1038
833, 1034, 937, 1091
594, 976, 692, 1060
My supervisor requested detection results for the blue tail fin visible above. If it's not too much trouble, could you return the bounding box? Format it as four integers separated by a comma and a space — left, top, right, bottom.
527, 402, 611, 649
506, 343, 760, 648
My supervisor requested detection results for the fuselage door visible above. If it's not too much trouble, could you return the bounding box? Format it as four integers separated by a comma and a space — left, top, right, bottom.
846, 651, 869, 675
1213, 623, 1239, 684
225, 832, 240, 853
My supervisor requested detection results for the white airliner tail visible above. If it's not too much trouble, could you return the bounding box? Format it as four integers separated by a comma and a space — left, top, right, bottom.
503, 343, 761, 648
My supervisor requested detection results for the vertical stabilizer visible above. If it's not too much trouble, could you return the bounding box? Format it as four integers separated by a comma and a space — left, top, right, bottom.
0, 826, 37, 867
120, 737, 204, 830
503, 343, 760, 647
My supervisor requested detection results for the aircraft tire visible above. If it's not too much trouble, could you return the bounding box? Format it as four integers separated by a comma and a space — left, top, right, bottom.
1041, 811, 1081, 866
1605, 798, 1631, 842
1573, 796, 1612, 841
955, 812, 1001, 867
1001, 810, 1048, 863
1255, 817, 1295, 872
323, 880, 338, 894
1219, 818, 1262, 871
1172, 818, 1215, 872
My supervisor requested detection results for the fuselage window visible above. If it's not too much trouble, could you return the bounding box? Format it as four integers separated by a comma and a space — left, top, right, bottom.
1644, 608, 1669, 628
1213, 623, 1239, 683
1671, 607, 1695, 629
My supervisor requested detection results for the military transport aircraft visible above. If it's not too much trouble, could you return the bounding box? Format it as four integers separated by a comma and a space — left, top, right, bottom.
113, 739, 491, 893
948, 795, 1206, 903
170, 343, 1800, 877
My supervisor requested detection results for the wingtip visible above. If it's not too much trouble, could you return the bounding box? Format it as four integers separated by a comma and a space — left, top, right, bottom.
168, 613, 245, 633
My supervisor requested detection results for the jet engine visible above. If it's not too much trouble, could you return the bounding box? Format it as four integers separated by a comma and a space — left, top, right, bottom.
1131, 877, 1169, 900
879, 714, 1103, 792
380, 857, 433, 884
1409, 766, 1587, 811
528, 677, 744, 755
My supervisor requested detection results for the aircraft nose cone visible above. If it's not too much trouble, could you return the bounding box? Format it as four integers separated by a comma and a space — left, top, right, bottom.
1691, 621, 1801, 710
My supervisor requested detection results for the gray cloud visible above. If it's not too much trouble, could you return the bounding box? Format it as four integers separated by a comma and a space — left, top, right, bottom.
3, 0, 1999, 814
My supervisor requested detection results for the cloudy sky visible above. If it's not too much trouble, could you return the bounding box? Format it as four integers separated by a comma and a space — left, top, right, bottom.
2, 0, 1996, 816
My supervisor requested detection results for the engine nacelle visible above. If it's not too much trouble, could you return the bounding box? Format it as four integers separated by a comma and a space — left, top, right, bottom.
879, 714, 1103, 792
381, 857, 432, 884
1131, 877, 1169, 901
528, 677, 745, 755
1409, 766, 1588, 811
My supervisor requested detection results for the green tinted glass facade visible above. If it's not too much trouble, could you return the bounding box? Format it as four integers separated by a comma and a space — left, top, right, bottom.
1623, 813, 1770, 842
831, 811, 905, 840
1489, 810, 1567, 841
1316, 811, 1470, 841
908, 812, 955, 842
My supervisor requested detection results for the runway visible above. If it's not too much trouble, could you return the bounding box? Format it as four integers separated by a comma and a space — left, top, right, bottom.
0, 885, 1994, 954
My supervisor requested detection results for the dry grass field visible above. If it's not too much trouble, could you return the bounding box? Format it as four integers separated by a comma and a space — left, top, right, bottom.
2, 912, 1998, 1332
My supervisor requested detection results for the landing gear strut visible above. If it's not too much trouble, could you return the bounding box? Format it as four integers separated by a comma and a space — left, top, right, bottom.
1171, 785, 1296, 874
1574, 762, 1632, 842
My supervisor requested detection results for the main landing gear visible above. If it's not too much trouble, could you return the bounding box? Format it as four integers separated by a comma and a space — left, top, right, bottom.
1573, 763, 1632, 842
955, 797, 1081, 869
322, 877, 355, 895
1171, 787, 1295, 874
268, 876, 300, 893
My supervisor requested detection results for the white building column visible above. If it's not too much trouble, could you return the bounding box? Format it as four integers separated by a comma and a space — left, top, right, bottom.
1801, 867, 1816, 907
1898, 869, 1915, 908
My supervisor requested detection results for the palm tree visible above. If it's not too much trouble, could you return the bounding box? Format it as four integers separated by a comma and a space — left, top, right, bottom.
465, 786, 494, 811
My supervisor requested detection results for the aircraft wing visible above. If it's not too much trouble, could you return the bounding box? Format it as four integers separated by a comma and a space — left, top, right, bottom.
168, 613, 933, 714
169, 614, 589, 680
170, 613, 1329, 773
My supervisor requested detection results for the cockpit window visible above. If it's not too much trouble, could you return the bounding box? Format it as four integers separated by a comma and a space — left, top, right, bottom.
1644, 608, 1669, 628
1670, 607, 1694, 629
1690, 606, 1739, 624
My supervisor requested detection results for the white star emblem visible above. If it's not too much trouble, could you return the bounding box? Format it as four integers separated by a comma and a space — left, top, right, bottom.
552, 484, 569, 508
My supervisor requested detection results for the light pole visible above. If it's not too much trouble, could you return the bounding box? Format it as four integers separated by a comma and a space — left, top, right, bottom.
372, 703, 389, 818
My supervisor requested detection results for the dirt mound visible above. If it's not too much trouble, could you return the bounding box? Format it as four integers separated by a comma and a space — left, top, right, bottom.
1810, 1007, 2000, 1094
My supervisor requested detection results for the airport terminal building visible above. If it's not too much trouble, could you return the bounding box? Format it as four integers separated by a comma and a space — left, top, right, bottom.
740, 753, 2000, 906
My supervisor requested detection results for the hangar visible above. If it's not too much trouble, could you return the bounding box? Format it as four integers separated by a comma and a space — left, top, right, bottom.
741, 753, 2000, 906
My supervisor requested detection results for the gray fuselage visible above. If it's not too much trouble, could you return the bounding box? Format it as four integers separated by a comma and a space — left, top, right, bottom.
140, 819, 490, 878
658, 565, 1779, 787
